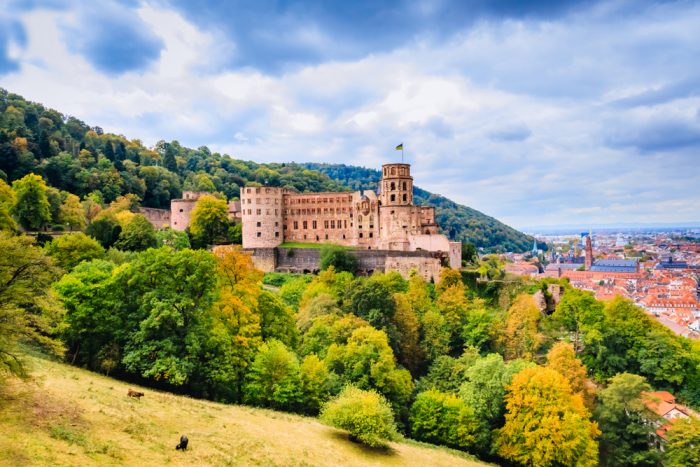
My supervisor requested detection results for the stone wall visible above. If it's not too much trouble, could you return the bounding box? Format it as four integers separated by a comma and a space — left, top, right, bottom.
140, 207, 170, 229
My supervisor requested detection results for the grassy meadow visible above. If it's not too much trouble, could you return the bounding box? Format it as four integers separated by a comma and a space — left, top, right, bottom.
0, 354, 487, 466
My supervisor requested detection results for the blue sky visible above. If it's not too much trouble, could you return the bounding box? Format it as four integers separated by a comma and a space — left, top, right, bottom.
1, 0, 699, 229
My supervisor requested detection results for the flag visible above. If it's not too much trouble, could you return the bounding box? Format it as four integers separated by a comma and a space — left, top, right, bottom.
395, 143, 403, 151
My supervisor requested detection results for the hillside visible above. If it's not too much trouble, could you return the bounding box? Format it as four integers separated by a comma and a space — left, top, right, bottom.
0, 354, 485, 467
303, 163, 533, 252
0, 88, 531, 252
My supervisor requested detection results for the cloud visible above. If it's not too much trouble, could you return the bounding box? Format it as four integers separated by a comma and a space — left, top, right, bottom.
605, 117, 700, 153
489, 125, 531, 142
61, 1, 164, 74
0, 17, 26, 73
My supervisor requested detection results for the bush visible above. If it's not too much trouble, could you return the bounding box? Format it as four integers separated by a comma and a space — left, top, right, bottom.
409, 389, 479, 450
319, 244, 357, 274
320, 386, 398, 448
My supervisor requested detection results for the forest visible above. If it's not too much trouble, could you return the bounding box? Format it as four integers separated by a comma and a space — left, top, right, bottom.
2, 89, 700, 466
0, 88, 533, 253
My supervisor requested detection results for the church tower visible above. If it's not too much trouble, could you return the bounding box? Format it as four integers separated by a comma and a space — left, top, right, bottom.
379, 163, 413, 207
584, 234, 593, 270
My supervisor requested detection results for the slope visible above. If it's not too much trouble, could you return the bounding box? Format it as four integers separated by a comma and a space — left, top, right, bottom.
0, 354, 486, 466
303, 163, 533, 252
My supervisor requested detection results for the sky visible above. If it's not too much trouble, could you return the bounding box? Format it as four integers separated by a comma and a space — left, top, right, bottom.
1, 0, 699, 230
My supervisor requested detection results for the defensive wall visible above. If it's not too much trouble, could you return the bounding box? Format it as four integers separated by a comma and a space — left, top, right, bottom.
245, 247, 445, 282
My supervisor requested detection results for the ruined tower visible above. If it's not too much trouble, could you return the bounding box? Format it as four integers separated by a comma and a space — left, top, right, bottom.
240, 186, 285, 248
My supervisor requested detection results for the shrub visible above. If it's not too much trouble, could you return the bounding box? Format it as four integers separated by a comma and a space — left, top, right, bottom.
320, 386, 398, 448
409, 389, 479, 450
319, 244, 357, 274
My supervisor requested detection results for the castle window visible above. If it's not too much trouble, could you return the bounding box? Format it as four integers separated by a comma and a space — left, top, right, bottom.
265, 198, 270, 204
359, 232, 363, 238
248, 209, 252, 215
256, 209, 261, 215
324, 220, 329, 229
316, 235, 319, 241
344, 220, 347, 228
256, 198, 261, 203
369, 232, 373, 238
303, 221, 308, 229
403, 182, 407, 190
179, 209, 183, 212
390, 182, 395, 190
275, 222, 278, 227
294, 221, 298, 229
312, 220, 317, 229
256, 221, 261, 227
257, 232, 261, 237
403, 194, 407, 202
390, 194, 395, 202
266, 209, 270, 215
331, 220, 336, 229
275, 209, 278, 215
304, 234, 307, 240
275, 232, 279, 237
325, 234, 328, 239
358, 215, 363, 222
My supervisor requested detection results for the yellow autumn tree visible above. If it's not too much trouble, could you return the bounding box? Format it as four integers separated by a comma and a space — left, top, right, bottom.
393, 293, 422, 373
546, 341, 595, 408
496, 366, 600, 467
501, 294, 543, 360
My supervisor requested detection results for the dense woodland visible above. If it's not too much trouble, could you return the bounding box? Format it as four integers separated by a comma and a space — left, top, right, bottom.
2, 89, 700, 466
0, 88, 532, 253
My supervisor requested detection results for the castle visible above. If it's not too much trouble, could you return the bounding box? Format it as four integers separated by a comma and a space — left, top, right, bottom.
142, 163, 461, 280
238, 163, 461, 279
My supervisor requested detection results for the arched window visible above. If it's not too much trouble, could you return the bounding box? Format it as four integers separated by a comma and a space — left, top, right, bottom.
390, 194, 395, 202
403, 182, 407, 190
358, 215, 363, 222
403, 194, 407, 202
390, 182, 395, 191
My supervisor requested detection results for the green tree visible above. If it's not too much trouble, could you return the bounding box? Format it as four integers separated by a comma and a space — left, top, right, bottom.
550, 288, 604, 354
344, 277, 398, 350
45, 232, 105, 270
0, 233, 64, 377
320, 386, 398, 448
257, 290, 298, 348
594, 373, 660, 466
243, 339, 302, 411
319, 244, 357, 274
86, 214, 122, 248
119, 248, 218, 386
496, 366, 600, 467
299, 353, 330, 414
664, 416, 700, 467
155, 227, 191, 250
0, 179, 17, 231
58, 193, 86, 231
114, 214, 157, 251
410, 389, 479, 451
420, 308, 450, 362
415, 348, 480, 394
189, 194, 230, 246
501, 293, 543, 360
392, 293, 423, 374
12, 173, 51, 230
325, 326, 414, 414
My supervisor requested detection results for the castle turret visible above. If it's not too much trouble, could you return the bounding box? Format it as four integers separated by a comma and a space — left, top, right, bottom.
240, 186, 284, 248
379, 163, 413, 207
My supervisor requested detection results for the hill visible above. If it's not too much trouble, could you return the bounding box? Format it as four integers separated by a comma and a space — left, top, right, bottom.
0, 354, 485, 466
0, 88, 531, 252
303, 163, 533, 252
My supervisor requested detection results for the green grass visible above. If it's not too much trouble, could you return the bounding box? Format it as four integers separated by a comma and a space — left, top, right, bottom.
0, 354, 488, 466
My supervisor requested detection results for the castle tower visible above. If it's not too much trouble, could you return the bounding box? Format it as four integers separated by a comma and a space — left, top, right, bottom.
240, 186, 285, 248
584, 234, 593, 270
379, 163, 413, 207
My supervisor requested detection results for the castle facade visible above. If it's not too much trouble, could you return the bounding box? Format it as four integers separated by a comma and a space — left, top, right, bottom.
240, 163, 461, 271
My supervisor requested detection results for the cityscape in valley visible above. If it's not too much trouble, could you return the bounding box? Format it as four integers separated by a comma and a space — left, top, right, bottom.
504, 228, 700, 339
2, 1, 700, 466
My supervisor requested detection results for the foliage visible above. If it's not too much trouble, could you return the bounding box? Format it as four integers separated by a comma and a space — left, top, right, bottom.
0, 233, 64, 377
320, 386, 398, 448
257, 290, 298, 348
500, 293, 543, 360
549, 287, 604, 354
113, 214, 156, 251
392, 293, 423, 374
58, 193, 85, 230
319, 244, 357, 274
189, 194, 232, 246
410, 389, 479, 451
86, 214, 121, 248
11, 173, 51, 230
415, 348, 480, 394
244, 339, 302, 411
664, 416, 700, 467
299, 353, 331, 414
496, 366, 600, 467
45, 232, 105, 270
155, 227, 190, 250
343, 276, 398, 350
420, 308, 450, 362
0, 178, 17, 231
594, 373, 660, 466
546, 341, 595, 408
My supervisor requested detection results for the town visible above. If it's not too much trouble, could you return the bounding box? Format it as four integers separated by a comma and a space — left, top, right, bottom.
504, 228, 700, 339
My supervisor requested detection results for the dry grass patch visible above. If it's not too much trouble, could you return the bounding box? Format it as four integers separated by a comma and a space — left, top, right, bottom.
0, 355, 488, 466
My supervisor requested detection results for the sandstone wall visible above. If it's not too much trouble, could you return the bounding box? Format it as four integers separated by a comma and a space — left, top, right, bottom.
140, 207, 171, 229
